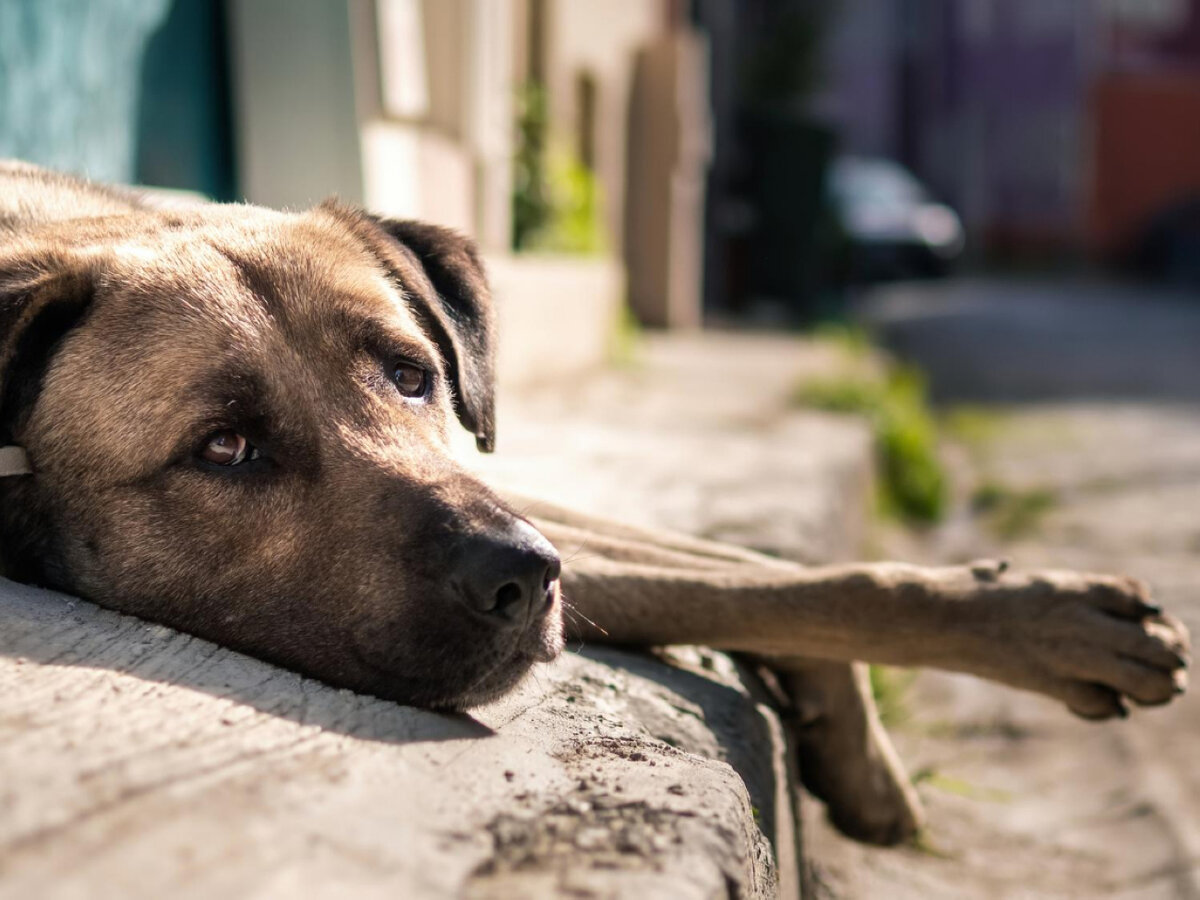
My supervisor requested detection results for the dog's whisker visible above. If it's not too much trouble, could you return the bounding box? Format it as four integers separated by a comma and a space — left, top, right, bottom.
561, 552, 608, 566
562, 601, 608, 637
561, 537, 592, 565
558, 603, 589, 647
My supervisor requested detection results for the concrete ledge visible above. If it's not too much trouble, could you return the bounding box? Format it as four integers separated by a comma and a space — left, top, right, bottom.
477, 332, 875, 564
0, 578, 796, 898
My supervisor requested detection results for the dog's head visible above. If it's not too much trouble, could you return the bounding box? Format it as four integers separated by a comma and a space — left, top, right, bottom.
0, 201, 563, 709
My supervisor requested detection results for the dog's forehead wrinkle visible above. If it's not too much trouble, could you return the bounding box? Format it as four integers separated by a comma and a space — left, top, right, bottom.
90, 242, 274, 347
308, 204, 447, 330
206, 221, 429, 357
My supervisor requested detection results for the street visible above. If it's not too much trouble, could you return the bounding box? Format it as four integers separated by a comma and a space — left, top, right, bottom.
806, 279, 1200, 899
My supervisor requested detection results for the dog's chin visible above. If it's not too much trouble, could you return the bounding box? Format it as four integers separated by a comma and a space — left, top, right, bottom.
443, 605, 567, 711
356, 600, 567, 712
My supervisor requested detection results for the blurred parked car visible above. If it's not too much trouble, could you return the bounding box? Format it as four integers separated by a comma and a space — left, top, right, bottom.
828, 156, 965, 281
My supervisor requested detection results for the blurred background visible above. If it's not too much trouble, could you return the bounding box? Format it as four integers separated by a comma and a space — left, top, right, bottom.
3, 0, 1199, 329
3, 1, 1200, 896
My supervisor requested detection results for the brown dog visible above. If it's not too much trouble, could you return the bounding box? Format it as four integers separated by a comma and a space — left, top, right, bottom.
0, 161, 1190, 845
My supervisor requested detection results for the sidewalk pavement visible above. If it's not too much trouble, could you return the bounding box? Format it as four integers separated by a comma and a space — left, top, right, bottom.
470, 331, 873, 565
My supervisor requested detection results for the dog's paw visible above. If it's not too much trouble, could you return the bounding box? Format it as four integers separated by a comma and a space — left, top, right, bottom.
982, 569, 1190, 720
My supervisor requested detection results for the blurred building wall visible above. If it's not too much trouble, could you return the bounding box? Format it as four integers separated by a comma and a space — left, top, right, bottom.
227, 0, 366, 211
810, 0, 900, 160
1, 0, 707, 337
512, 0, 708, 327
815, 0, 1094, 256
624, 30, 711, 328
230, 0, 687, 269
1090, 72, 1200, 254
227, 0, 514, 249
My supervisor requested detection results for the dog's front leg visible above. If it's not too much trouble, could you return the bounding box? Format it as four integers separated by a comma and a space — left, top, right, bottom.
556, 557, 1189, 720
764, 656, 924, 844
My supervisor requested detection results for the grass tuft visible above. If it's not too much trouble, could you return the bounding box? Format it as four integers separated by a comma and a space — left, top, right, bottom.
794, 362, 947, 524
913, 768, 1013, 804
607, 303, 643, 369
971, 481, 1057, 539
869, 665, 918, 728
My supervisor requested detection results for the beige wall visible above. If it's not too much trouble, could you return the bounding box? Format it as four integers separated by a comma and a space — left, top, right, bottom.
231, 0, 664, 259
227, 0, 673, 373
485, 254, 625, 390
228, 0, 364, 209
540, 0, 665, 254
231, 0, 512, 249
624, 31, 710, 328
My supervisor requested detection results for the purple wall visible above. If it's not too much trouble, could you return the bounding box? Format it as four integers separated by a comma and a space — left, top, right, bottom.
814, 0, 1200, 253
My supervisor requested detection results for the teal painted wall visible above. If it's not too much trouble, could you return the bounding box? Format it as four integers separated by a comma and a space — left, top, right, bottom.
0, 0, 171, 183
135, 0, 236, 200
0, 0, 235, 198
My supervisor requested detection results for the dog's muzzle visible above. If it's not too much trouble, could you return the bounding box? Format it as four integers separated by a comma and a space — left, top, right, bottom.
0, 446, 32, 477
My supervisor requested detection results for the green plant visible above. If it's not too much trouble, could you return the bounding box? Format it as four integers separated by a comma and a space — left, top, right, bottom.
809, 322, 874, 359
512, 81, 605, 255
530, 144, 606, 254
794, 363, 947, 524
869, 665, 917, 727
971, 481, 1057, 539
877, 367, 945, 522
942, 406, 1009, 463
912, 768, 1012, 804
512, 81, 551, 251
608, 302, 642, 368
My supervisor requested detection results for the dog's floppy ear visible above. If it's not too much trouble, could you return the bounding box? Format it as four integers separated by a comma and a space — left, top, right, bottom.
0, 252, 96, 449
336, 209, 498, 452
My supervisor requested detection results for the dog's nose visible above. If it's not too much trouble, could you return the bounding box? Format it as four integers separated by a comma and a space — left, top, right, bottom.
456, 520, 561, 626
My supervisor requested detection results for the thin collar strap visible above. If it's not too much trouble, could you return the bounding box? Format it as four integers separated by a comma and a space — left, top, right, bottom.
0, 446, 32, 477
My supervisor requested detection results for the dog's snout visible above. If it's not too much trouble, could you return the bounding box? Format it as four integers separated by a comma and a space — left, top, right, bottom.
457, 521, 561, 626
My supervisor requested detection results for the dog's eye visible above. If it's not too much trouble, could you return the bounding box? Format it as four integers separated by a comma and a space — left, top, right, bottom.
393, 362, 429, 399
198, 430, 261, 466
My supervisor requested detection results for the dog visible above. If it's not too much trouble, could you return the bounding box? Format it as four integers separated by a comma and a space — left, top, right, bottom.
0, 161, 1189, 845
